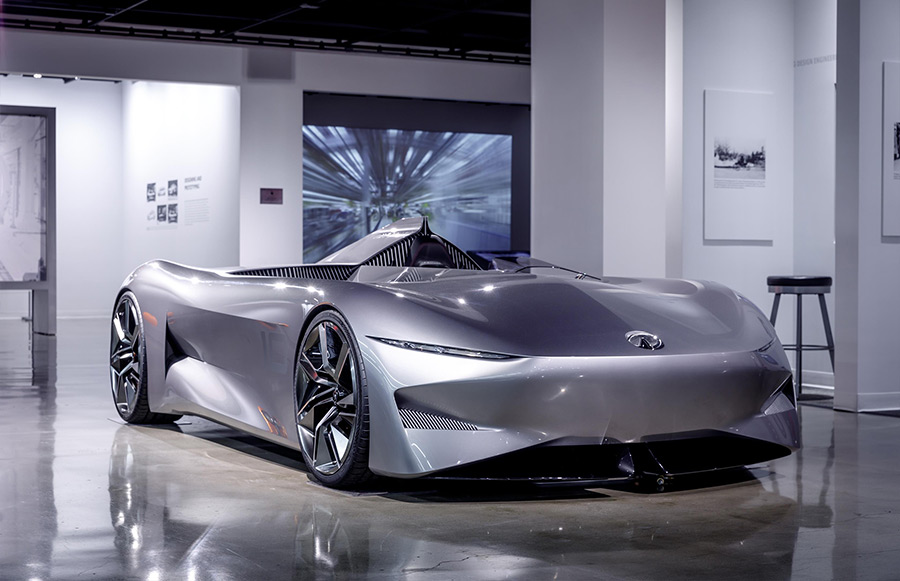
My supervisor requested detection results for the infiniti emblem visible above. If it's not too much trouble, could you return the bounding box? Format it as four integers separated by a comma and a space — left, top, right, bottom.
626, 330, 664, 350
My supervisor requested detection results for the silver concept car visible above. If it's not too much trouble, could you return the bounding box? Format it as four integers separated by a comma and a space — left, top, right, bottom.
109, 217, 800, 488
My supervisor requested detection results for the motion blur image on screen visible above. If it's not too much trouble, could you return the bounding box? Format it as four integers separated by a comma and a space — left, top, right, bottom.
302, 125, 512, 263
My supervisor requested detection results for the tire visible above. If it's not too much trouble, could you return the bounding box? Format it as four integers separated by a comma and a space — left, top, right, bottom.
295, 310, 372, 488
109, 291, 181, 424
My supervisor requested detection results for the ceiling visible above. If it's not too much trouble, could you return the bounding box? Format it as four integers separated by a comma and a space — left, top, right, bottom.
0, 1, 531, 65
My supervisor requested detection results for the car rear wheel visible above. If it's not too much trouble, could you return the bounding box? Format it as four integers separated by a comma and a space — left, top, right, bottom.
109, 291, 180, 424
295, 310, 372, 488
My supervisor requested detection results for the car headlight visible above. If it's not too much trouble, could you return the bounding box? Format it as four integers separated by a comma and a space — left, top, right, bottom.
370, 337, 515, 360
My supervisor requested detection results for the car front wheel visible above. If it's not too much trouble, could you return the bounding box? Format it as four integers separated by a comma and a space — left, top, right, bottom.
109, 291, 180, 424
295, 310, 372, 488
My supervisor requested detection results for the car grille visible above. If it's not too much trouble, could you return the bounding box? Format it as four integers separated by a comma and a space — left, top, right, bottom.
398, 408, 478, 431
230, 265, 356, 280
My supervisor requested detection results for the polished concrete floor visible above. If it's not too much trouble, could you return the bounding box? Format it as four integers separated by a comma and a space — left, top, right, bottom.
2, 318, 900, 580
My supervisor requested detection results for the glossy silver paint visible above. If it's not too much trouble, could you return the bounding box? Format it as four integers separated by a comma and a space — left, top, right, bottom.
113, 217, 800, 480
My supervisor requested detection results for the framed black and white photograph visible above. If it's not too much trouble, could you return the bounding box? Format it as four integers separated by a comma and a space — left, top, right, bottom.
157, 204, 167, 222
713, 138, 766, 184
168, 179, 178, 198
703, 89, 776, 241
894, 122, 900, 163
146, 182, 156, 202
167, 203, 178, 224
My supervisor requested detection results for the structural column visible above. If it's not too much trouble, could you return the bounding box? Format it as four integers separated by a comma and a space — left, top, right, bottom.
531, 0, 671, 278
834, 0, 900, 411
602, 0, 669, 278
531, 0, 606, 275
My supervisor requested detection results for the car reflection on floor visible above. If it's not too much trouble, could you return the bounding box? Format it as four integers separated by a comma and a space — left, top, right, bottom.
105, 419, 801, 580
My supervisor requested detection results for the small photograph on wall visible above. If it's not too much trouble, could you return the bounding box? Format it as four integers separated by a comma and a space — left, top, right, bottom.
713, 138, 766, 186
302, 125, 512, 263
882, 62, 900, 236
146, 182, 156, 202
893, 122, 900, 178
703, 89, 776, 241
168, 179, 178, 197
157, 205, 167, 223
167, 203, 178, 224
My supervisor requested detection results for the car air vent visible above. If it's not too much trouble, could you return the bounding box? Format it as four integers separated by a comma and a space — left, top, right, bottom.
365, 236, 414, 268
444, 243, 483, 271
230, 265, 356, 281
399, 408, 479, 431
393, 268, 424, 283
363, 235, 483, 271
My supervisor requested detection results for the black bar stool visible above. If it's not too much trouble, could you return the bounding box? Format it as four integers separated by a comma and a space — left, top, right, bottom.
767, 275, 835, 395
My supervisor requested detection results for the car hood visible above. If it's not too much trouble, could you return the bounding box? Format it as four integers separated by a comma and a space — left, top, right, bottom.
344, 267, 779, 358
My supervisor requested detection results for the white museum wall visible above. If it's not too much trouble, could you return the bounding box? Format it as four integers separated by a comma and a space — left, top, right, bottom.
834, 0, 862, 412
238, 81, 304, 266
2, 29, 529, 308
602, 0, 668, 278
530, 0, 605, 275
0, 75, 123, 319
665, 0, 685, 279
682, 0, 795, 329
857, 0, 900, 410
121, 81, 241, 270
794, 0, 837, 387
531, 0, 673, 279
240, 50, 530, 265
834, 0, 900, 411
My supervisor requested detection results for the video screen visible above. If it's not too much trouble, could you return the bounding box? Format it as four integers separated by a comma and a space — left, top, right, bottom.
302, 125, 511, 263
